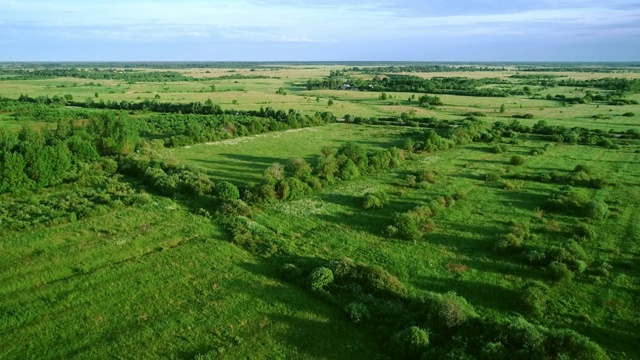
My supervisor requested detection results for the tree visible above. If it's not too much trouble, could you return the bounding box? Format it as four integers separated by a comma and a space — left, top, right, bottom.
327, 99, 334, 106
500, 103, 506, 114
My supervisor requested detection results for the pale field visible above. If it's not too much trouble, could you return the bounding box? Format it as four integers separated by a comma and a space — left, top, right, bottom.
0, 65, 638, 131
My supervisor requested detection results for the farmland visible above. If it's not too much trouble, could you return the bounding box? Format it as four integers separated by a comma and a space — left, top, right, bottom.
1, 62, 639, 359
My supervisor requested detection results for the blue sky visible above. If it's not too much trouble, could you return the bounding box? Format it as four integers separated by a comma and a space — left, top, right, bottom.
0, 0, 639, 61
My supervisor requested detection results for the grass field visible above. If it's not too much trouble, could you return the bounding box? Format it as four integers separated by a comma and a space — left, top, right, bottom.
1, 63, 639, 359
165, 125, 640, 358
0, 195, 381, 359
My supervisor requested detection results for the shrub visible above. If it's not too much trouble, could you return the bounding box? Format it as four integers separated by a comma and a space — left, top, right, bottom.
484, 172, 502, 182
510, 155, 525, 166
415, 169, 436, 183
345, 302, 370, 323
520, 281, 550, 317
495, 233, 523, 251
574, 164, 591, 174
362, 191, 389, 209
309, 267, 334, 292
338, 159, 360, 180
546, 328, 609, 360
492, 144, 508, 154
436, 291, 478, 328
392, 212, 421, 240
280, 263, 303, 282
216, 181, 240, 202
622, 112, 635, 117
388, 326, 430, 359
585, 200, 609, 220
574, 223, 597, 241
548, 261, 574, 283
285, 158, 313, 181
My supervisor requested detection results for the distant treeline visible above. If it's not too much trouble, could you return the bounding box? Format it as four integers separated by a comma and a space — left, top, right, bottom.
306, 74, 514, 97
0, 69, 199, 82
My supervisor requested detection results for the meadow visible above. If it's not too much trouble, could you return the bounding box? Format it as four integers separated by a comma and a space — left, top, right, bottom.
0, 62, 639, 359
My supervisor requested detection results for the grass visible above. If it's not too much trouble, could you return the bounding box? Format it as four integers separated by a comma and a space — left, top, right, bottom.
1, 64, 639, 359
178, 127, 640, 358
0, 195, 381, 359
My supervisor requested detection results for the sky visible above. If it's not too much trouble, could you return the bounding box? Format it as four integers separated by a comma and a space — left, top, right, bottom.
0, 0, 639, 61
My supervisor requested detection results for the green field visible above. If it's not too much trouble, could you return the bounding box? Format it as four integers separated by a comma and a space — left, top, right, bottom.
1, 63, 639, 359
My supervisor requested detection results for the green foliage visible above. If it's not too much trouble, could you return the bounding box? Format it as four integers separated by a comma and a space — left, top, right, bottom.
520, 281, 550, 317
216, 181, 240, 202
388, 326, 430, 359
417, 291, 478, 332
285, 157, 313, 181
362, 190, 389, 209
510, 155, 525, 166
548, 261, 574, 283
484, 172, 502, 182
310, 267, 334, 292
574, 223, 597, 241
585, 200, 610, 220
491, 143, 508, 153
345, 302, 370, 323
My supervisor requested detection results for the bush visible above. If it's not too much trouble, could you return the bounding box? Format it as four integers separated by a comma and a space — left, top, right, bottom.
548, 261, 574, 282
574, 164, 591, 174
491, 144, 508, 154
622, 112, 635, 117
585, 200, 609, 220
280, 263, 303, 283
388, 326, 430, 359
216, 181, 240, 202
546, 328, 609, 360
362, 191, 389, 209
310, 267, 334, 292
574, 223, 597, 241
520, 281, 550, 317
494, 233, 523, 251
484, 172, 501, 182
345, 302, 370, 323
392, 212, 422, 240
415, 169, 436, 183
436, 291, 478, 328
510, 155, 525, 166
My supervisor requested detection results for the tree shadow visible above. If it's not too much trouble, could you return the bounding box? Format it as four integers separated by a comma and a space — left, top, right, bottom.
413, 275, 520, 314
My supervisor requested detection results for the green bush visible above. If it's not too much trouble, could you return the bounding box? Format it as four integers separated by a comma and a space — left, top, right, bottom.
574, 164, 591, 174
280, 263, 303, 283
585, 200, 609, 220
435, 291, 478, 328
492, 144, 508, 153
345, 302, 370, 323
484, 172, 502, 182
494, 233, 523, 251
388, 326, 430, 359
510, 155, 525, 166
574, 223, 597, 241
520, 281, 550, 317
362, 191, 389, 209
622, 112, 635, 117
309, 267, 334, 292
216, 181, 240, 202
546, 328, 609, 360
415, 169, 436, 183
548, 261, 574, 283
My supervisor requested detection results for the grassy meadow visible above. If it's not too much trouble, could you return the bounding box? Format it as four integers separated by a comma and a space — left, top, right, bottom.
1, 62, 639, 359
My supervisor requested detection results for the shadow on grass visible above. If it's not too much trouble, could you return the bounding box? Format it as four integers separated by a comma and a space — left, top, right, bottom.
414, 275, 520, 314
